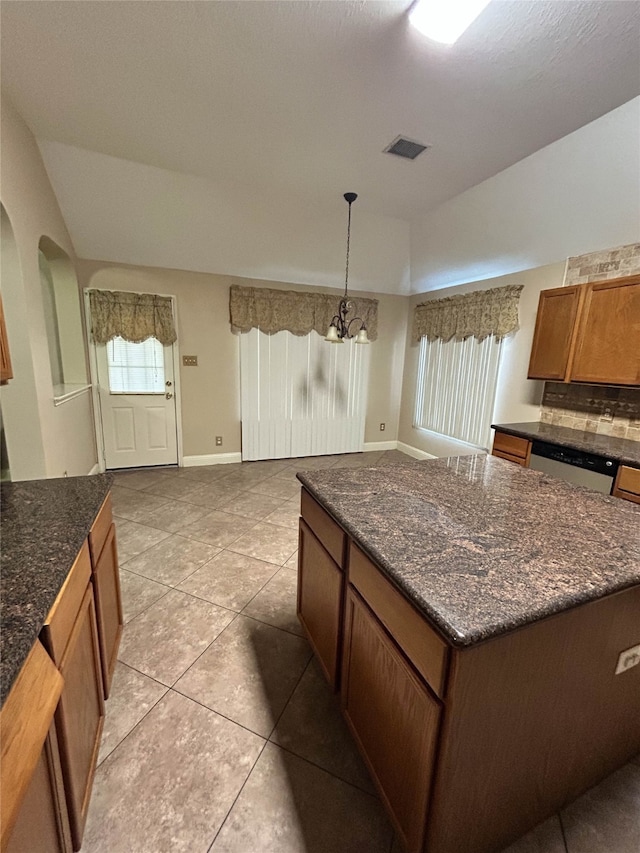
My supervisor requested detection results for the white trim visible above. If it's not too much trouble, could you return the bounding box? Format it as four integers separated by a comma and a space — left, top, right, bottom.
88, 463, 100, 476
84, 290, 107, 473
182, 452, 242, 467
363, 440, 398, 452
396, 441, 437, 461
53, 383, 92, 406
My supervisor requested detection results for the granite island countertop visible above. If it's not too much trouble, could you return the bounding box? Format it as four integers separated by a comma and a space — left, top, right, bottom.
491, 421, 640, 466
297, 455, 640, 649
0, 474, 113, 707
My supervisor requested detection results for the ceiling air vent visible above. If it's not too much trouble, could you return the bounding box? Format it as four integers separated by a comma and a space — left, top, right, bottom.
384, 136, 430, 160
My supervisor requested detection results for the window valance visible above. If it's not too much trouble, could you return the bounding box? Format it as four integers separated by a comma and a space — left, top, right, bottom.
88, 290, 177, 345
412, 284, 523, 343
229, 284, 379, 341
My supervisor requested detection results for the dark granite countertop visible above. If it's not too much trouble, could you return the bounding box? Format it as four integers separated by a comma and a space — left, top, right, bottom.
491, 421, 640, 466
0, 474, 113, 707
297, 455, 640, 649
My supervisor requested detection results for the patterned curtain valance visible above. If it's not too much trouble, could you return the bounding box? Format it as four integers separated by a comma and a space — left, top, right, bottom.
412, 284, 523, 343
88, 290, 177, 345
229, 284, 379, 341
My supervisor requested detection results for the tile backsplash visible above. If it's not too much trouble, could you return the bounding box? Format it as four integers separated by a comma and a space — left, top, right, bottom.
541, 384, 640, 441
564, 242, 640, 286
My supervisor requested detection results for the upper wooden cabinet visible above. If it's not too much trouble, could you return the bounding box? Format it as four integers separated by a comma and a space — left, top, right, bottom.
527, 285, 584, 381
528, 275, 640, 386
571, 277, 640, 385
0, 295, 14, 384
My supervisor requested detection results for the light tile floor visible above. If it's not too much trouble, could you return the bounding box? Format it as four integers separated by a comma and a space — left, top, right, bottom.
83, 451, 640, 853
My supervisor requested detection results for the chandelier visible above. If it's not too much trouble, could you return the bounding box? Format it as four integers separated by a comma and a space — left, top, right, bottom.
325, 193, 369, 344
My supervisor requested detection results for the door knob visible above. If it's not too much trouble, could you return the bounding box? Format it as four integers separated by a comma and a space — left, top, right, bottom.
165, 392, 173, 400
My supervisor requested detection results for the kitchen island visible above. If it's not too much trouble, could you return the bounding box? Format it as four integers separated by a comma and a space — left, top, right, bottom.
296, 455, 640, 853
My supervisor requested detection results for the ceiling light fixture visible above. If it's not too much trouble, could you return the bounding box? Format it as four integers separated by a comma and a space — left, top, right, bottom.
408, 0, 491, 45
325, 193, 369, 345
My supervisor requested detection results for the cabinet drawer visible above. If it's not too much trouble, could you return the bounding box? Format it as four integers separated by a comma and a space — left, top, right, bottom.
88, 494, 112, 565
492, 450, 528, 467
348, 543, 448, 699
301, 489, 346, 568
613, 465, 640, 503
492, 432, 531, 461
41, 542, 92, 666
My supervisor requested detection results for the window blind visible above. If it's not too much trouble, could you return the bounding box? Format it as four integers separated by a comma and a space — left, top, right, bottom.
414, 335, 503, 448
107, 336, 165, 394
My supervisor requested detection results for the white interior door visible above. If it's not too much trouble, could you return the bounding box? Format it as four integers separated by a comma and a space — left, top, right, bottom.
96, 336, 178, 469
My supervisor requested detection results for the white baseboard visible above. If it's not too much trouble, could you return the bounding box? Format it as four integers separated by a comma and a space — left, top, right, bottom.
396, 441, 437, 461
363, 440, 398, 452
182, 452, 242, 467
88, 463, 100, 476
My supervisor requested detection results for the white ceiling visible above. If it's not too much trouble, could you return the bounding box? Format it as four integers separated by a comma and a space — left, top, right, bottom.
2, 0, 639, 222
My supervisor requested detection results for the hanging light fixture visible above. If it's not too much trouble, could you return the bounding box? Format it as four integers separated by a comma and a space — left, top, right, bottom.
325, 193, 370, 344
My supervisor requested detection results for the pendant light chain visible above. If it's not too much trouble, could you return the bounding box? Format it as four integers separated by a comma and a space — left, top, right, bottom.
344, 198, 352, 299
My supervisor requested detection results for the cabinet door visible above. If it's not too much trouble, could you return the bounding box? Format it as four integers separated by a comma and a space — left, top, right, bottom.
92, 523, 123, 698
341, 589, 441, 853
571, 277, 640, 385
55, 585, 105, 851
527, 286, 584, 381
6, 724, 72, 853
0, 295, 13, 384
297, 518, 343, 689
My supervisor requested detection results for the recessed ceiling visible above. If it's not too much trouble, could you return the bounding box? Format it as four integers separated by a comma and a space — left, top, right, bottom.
1, 0, 639, 221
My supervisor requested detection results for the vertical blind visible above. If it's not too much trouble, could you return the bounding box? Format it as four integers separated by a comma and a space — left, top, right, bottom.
414, 335, 503, 448
240, 329, 370, 461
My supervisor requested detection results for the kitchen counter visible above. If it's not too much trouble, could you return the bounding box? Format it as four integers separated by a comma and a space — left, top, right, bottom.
0, 473, 113, 706
297, 454, 640, 648
491, 420, 640, 466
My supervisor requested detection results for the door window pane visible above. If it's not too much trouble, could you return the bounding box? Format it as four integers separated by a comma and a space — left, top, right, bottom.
107, 336, 165, 394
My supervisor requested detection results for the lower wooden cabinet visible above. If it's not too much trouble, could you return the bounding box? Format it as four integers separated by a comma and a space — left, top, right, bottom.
341, 589, 441, 853
54, 585, 104, 850
297, 518, 344, 689
6, 724, 71, 853
40, 544, 105, 852
92, 523, 123, 698
491, 431, 531, 466
612, 464, 640, 504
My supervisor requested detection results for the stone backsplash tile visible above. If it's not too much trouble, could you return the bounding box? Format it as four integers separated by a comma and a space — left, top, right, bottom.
564, 242, 640, 286
541, 383, 640, 439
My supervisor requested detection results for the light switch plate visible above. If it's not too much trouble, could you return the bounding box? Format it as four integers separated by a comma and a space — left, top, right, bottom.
183, 355, 198, 366
615, 644, 640, 675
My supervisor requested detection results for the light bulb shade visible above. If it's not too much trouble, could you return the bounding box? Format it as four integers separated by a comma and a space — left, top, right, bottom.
354, 327, 369, 344
325, 324, 341, 342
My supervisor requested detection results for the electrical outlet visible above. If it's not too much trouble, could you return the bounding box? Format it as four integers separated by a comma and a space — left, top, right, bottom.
183, 355, 198, 366
215, 436, 223, 446
601, 407, 614, 422
615, 644, 640, 675
379, 422, 386, 431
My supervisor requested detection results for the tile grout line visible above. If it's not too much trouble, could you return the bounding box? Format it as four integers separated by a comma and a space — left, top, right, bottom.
558, 811, 570, 853
204, 643, 315, 853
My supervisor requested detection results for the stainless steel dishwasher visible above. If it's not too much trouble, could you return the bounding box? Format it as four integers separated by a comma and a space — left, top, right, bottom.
528, 439, 618, 494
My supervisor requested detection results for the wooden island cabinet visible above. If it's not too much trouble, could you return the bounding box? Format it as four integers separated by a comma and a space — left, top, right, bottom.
297, 485, 640, 853
1, 484, 122, 853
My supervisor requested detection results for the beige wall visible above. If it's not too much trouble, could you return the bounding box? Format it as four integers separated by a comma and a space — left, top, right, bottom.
77, 261, 409, 459
0, 93, 97, 479
397, 262, 566, 458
